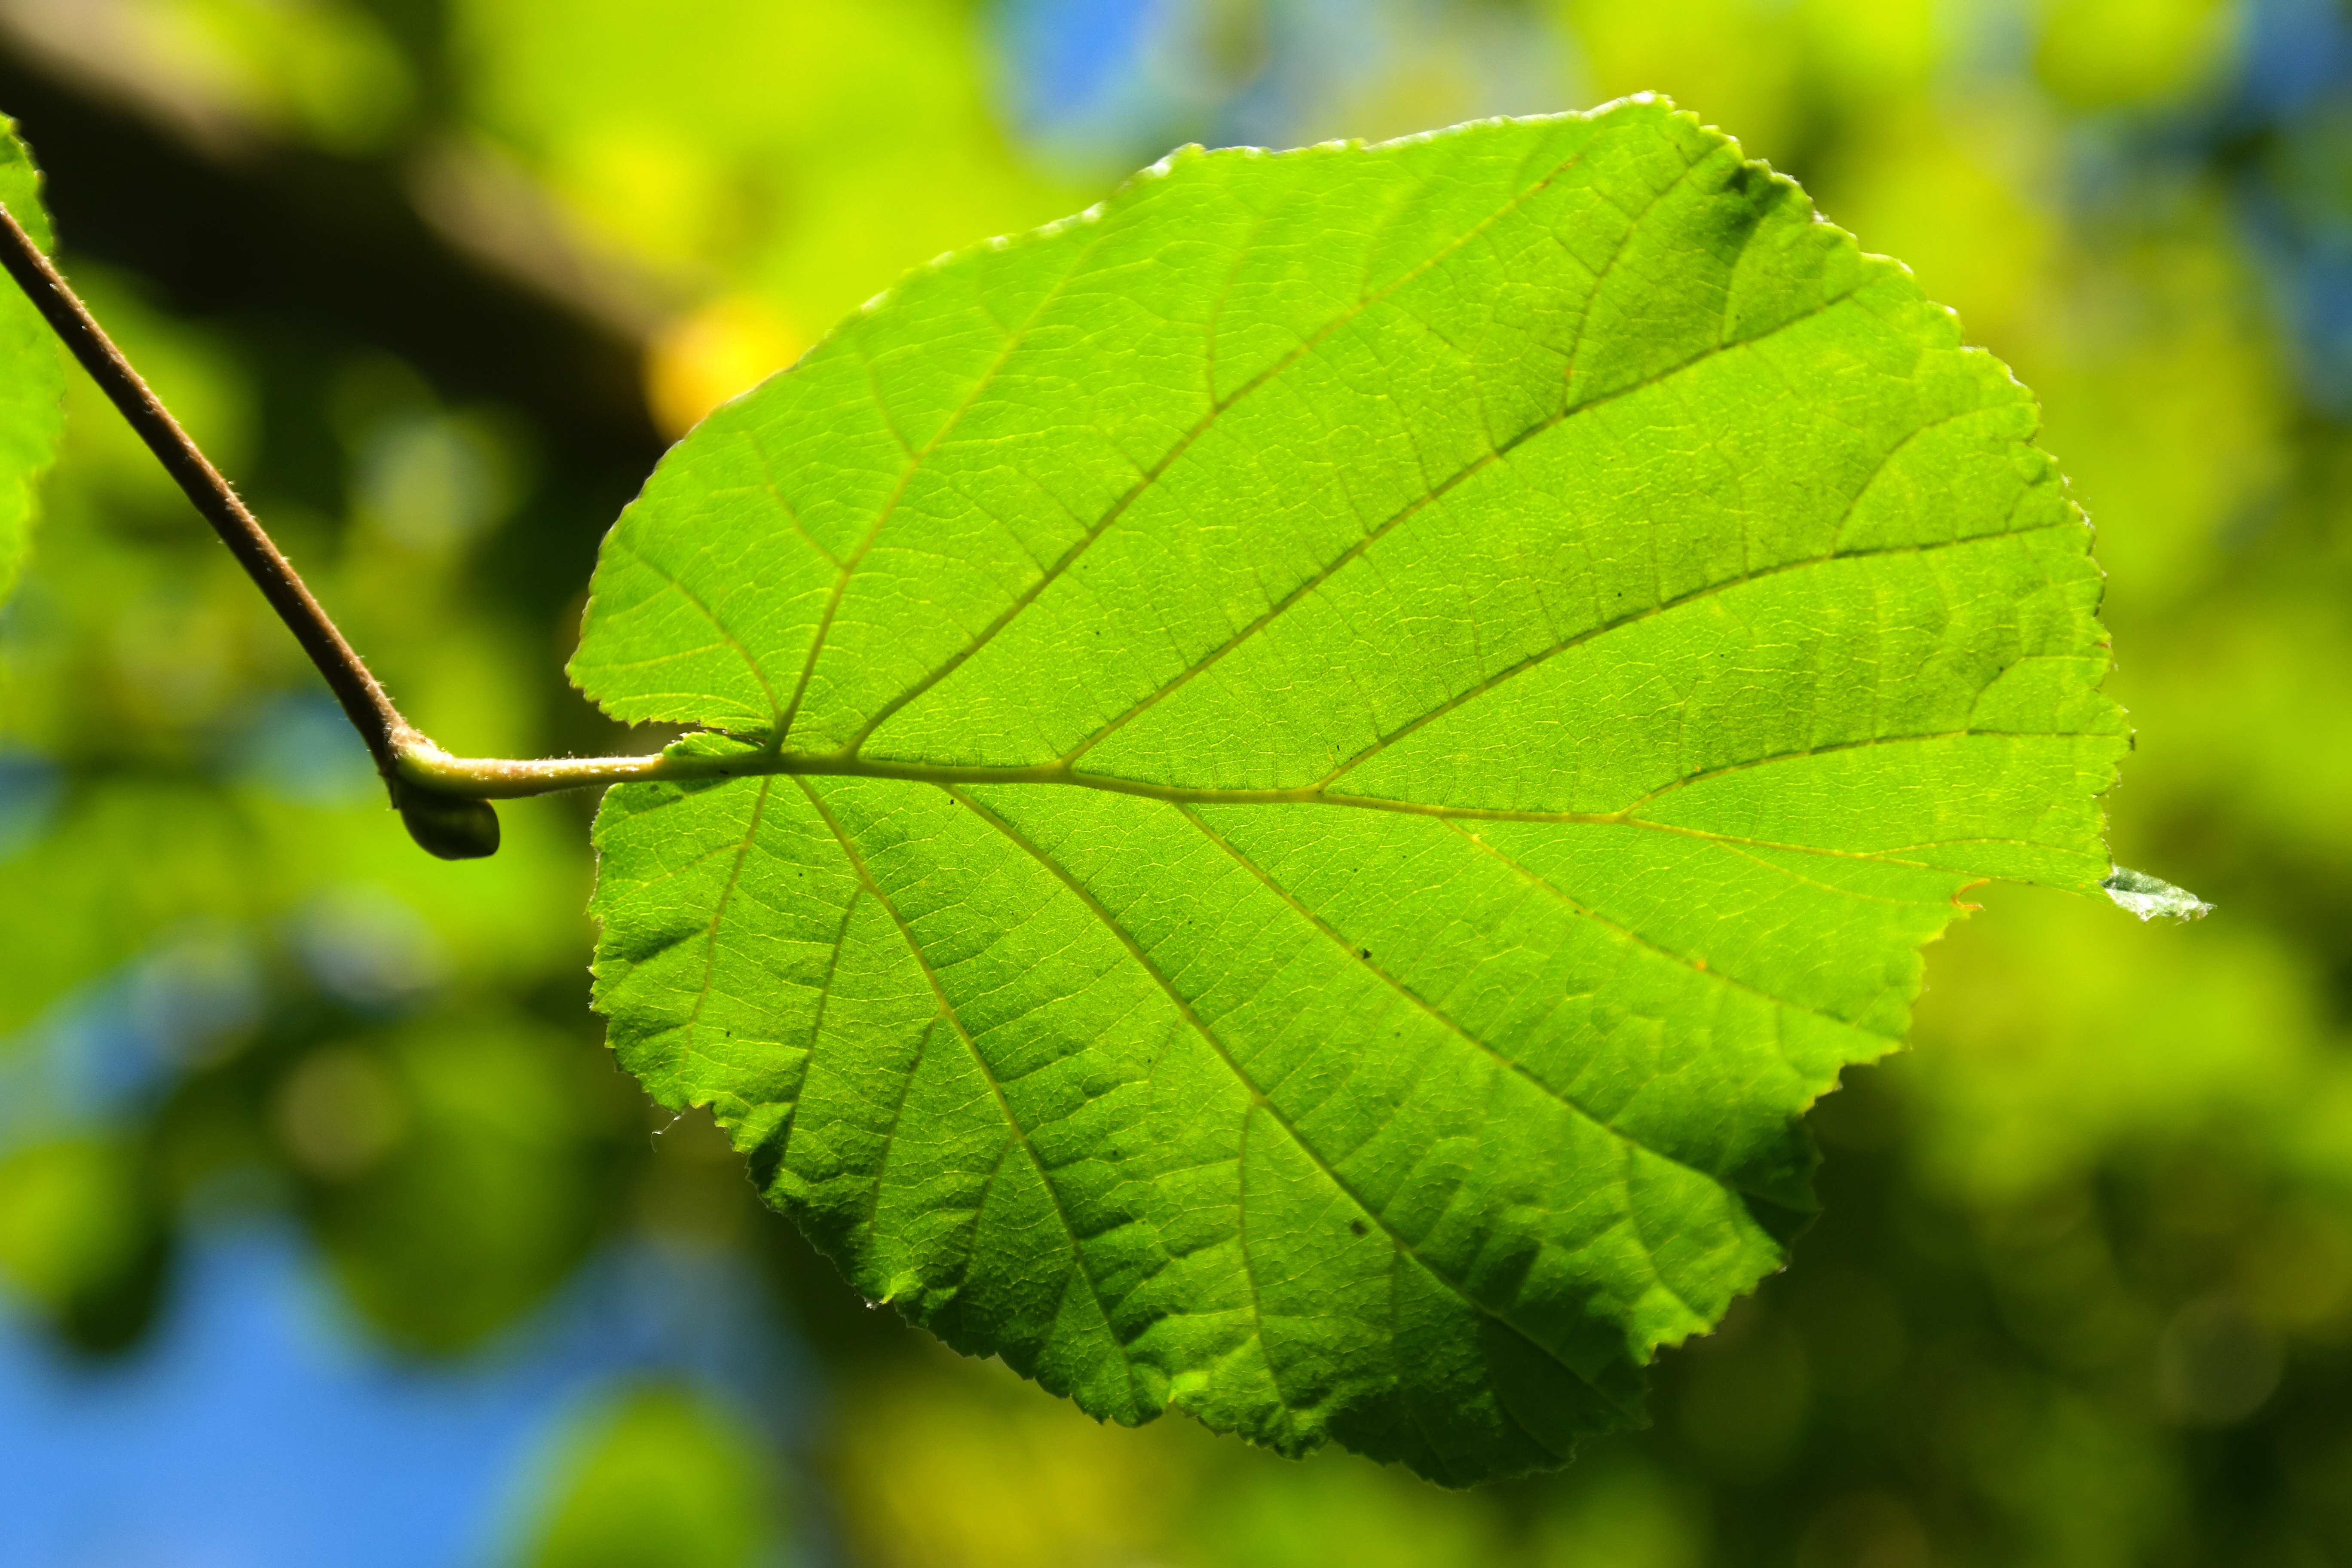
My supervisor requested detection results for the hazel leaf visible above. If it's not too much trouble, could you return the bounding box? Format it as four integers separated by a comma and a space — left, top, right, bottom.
575, 101, 2129, 1485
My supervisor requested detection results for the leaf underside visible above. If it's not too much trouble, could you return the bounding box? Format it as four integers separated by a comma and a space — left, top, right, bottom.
574, 100, 2126, 1485
0, 118, 64, 605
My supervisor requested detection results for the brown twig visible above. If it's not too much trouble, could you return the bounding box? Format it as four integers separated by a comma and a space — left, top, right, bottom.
0, 197, 502, 858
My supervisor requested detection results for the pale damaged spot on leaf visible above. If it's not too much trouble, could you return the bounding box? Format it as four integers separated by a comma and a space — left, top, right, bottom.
2102, 866, 2213, 922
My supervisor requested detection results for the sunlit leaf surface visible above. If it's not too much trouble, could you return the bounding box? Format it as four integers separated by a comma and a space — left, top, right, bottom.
576, 100, 2125, 1484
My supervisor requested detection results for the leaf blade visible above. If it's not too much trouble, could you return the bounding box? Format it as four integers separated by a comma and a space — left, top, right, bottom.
578, 101, 2127, 1483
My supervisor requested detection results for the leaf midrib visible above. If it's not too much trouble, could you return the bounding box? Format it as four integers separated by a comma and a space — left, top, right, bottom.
647, 515, 2071, 830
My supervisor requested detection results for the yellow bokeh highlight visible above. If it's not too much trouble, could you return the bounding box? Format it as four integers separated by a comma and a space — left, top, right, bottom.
644, 296, 805, 438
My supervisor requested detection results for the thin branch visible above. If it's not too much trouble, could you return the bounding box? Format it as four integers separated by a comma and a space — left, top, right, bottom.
0, 201, 415, 775
0, 197, 512, 856
0, 199, 1012, 839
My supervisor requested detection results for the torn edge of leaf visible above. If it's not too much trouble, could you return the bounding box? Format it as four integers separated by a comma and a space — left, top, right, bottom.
2102, 866, 2213, 922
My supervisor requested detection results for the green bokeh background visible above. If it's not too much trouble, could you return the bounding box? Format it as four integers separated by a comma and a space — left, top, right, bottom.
3, 0, 2347, 1563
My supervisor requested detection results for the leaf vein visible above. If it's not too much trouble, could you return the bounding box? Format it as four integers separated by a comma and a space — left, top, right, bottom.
1434, 815, 1893, 1041
849, 140, 1614, 754
948, 784, 1640, 1414
1177, 801, 1834, 1190
796, 777, 1143, 1407
602, 536, 783, 720
1061, 280, 1882, 768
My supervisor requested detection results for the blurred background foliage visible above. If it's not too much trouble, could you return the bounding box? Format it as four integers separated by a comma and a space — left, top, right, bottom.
0, 0, 2347, 1563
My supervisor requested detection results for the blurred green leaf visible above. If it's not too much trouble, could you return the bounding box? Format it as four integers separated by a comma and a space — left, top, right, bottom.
0, 1134, 167, 1351
518, 1382, 784, 1568
297, 1008, 630, 1353
0, 779, 590, 1039
0, 117, 65, 606
579, 102, 2125, 1483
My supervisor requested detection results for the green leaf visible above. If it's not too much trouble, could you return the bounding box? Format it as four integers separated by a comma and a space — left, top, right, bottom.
575, 100, 2128, 1484
0, 1135, 166, 1350
0, 116, 65, 604
519, 1382, 787, 1568
294, 1010, 627, 1354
